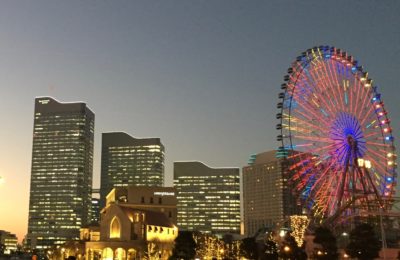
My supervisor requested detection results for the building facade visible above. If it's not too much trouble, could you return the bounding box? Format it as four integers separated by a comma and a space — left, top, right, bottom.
242, 150, 301, 237
173, 161, 240, 234
0, 230, 18, 255
27, 97, 95, 249
100, 132, 164, 206
84, 204, 177, 260
106, 186, 177, 225
91, 189, 100, 224
91, 198, 100, 224
80, 186, 178, 260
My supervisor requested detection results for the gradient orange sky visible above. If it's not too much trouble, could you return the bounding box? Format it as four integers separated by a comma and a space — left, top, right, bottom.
1, 1, 400, 243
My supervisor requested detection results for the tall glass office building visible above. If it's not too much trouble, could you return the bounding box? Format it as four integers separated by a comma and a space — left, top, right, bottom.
173, 161, 240, 234
100, 132, 164, 207
242, 150, 301, 236
27, 97, 94, 249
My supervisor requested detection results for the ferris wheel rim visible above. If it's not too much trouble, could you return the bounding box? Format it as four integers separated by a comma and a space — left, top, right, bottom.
276, 45, 397, 221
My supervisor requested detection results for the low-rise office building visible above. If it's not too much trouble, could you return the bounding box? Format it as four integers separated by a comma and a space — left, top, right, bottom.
0, 230, 18, 255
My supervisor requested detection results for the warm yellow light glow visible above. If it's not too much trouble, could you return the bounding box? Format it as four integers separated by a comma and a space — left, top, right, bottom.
146, 225, 178, 243
289, 215, 309, 247
0, 176, 4, 185
387, 153, 393, 158
284, 246, 290, 252
110, 217, 121, 238
365, 160, 371, 169
358, 158, 364, 167
357, 158, 371, 169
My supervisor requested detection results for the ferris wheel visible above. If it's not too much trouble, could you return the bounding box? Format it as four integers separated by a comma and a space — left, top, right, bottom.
276, 46, 397, 223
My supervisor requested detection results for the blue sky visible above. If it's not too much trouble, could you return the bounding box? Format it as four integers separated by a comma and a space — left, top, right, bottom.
0, 0, 399, 240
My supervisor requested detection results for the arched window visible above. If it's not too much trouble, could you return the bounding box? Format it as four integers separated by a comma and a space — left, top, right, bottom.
102, 247, 113, 260
115, 248, 126, 260
127, 249, 137, 260
110, 216, 121, 238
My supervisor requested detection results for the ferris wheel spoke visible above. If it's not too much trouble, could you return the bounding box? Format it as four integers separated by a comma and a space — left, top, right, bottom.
309, 160, 337, 192
324, 60, 343, 111
290, 108, 330, 131
366, 141, 391, 148
363, 131, 381, 139
328, 59, 346, 111
357, 88, 372, 123
360, 103, 376, 127
366, 148, 388, 162
291, 89, 329, 119
353, 76, 363, 117
306, 66, 337, 116
289, 118, 330, 135
364, 156, 387, 180
292, 135, 332, 143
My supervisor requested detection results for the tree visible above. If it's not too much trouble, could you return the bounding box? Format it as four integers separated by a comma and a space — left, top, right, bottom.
170, 231, 196, 260
261, 240, 278, 260
345, 223, 381, 260
313, 226, 338, 260
279, 234, 307, 260
240, 237, 258, 260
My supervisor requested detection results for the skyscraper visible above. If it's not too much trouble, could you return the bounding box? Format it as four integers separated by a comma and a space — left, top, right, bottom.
90, 189, 101, 224
100, 132, 164, 206
173, 161, 240, 234
27, 97, 94, 249
242, 150, 301, 237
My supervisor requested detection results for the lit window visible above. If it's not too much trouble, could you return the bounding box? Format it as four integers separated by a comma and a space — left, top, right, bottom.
110, 217, 121, 238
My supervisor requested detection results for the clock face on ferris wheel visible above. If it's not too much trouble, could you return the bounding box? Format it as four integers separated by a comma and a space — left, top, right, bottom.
277, 46, 396, 223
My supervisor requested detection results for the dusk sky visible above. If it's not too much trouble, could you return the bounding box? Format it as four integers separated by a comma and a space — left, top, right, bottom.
0, 0, 399, 242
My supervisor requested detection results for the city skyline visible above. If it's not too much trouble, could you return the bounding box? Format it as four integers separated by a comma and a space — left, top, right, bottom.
0, 0, 399, 243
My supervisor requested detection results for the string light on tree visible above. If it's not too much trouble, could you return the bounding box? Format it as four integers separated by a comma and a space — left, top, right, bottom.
289, 215, 309, 247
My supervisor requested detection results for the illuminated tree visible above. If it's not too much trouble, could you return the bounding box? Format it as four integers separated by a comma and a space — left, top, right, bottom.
313, 226, 338, 260
345, 223, 381, 260
194, 233, 224, 259
289, 215, 309, 247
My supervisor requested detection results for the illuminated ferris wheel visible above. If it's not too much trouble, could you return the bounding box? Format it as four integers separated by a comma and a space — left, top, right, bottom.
276, 46, 397, 223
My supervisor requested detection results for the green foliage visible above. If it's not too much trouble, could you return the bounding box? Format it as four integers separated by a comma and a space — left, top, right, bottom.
345, 223, 381, 260
313, 226, 338, 260
170, 231, 196, 260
